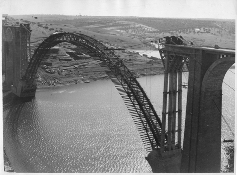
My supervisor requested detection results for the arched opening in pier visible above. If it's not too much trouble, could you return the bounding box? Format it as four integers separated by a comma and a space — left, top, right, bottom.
198, 56, 235, 172
221, 66, 235, 172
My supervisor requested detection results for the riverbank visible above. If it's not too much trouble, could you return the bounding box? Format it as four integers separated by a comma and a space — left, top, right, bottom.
2, 62, 163, 172
36, 49, 165, 89
36, 70, 164, 89
3, 72, 234, 173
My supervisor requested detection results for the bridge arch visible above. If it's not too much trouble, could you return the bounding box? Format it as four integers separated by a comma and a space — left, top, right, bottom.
201, 57, 235, 91
17, 32, 163, 153
23, 33, 108, 83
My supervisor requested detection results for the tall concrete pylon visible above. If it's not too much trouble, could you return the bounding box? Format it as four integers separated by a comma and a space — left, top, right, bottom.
181, 49, 235, 173
147, 42, 234, 173
2, 23, 30, 92
162, 45, 235, 173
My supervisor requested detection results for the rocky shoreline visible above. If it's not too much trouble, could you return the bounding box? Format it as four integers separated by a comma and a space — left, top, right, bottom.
35, 47, 166, 89
36, 67, 165, 89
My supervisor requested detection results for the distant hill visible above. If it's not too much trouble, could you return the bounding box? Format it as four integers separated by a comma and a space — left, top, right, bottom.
11, 15, 235, 49
124, 17, 235, 33
12, 15, 235, 33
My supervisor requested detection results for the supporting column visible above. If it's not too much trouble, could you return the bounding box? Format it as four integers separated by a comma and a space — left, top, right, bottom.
11, 80, 36, 98
146, 149, 182, 173
160, 52, 169, 152
181, 50, 204, 172
167, 70, 173, 150
146, 53, 183, 173
181, 51, 234, 173
2, 27, 15, 91
177, 70, 182, 146
3, 24, 30, 95
195, 90, 222, 172
171, 70, 177, 149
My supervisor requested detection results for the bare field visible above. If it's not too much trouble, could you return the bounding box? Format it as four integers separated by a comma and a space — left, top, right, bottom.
12, 15, 235, 49
10, 15, 235, 88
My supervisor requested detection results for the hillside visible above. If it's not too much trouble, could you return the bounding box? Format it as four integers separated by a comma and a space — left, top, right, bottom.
12, 15, 235, 49
8, 15, 235, 88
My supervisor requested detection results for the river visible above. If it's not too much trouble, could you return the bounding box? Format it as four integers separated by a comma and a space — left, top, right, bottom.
128, 49, 161, 59
3, 71, 234, 173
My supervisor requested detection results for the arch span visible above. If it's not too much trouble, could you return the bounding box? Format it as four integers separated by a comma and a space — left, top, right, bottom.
23, 33, 107, 83
16, 32, 163, 152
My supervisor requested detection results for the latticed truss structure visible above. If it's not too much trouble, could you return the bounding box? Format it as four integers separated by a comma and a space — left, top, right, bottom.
22, 32, 164, 152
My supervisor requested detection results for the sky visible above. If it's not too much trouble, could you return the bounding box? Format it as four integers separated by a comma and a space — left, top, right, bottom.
1, 0, 236, 19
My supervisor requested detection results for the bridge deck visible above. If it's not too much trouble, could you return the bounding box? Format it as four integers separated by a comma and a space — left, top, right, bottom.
163, 44, 235, 55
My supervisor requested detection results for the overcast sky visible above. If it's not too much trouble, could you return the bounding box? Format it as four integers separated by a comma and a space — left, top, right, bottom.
1, 0, 236, 19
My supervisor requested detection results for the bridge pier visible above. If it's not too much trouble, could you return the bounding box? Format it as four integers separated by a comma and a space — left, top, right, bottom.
146, 149, 182, 173
146, 44, 185, 173
2, 23, 31, 95
145, 44, 185, 173
160, 44, 235, 173
180, 50, 235, 173
11, 80, 36, 98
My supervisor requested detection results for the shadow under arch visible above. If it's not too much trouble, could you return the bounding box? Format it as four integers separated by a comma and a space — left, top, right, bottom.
3, 94, 58, 172
3, 94, 36, 172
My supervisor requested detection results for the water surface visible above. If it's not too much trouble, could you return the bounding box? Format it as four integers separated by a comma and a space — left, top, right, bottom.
3, 71, 234, 172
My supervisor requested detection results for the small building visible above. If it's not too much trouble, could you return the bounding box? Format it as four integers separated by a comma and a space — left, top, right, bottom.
194, 28, 200, 33
2, 14, 8, 21
49, 46, 59, 54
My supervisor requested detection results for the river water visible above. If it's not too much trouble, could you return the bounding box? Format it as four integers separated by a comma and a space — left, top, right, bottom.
3, 71, 234, 173
128, 49, 161, 59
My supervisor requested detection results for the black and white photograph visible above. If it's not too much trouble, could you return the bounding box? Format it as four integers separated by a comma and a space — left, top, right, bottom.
1, 0, 235, 173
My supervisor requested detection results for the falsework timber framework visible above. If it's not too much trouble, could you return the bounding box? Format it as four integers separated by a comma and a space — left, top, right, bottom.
21, 32, 165, 153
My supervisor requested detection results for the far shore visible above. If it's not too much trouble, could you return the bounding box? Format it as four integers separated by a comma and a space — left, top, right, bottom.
36, 70, 165, 90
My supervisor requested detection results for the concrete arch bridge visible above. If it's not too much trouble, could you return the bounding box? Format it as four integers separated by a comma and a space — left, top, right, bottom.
12, 32, 165, 155
2, 27, 235, 173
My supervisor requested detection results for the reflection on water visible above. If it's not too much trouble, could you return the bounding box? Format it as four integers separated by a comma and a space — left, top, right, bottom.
3, 80, 151, 173
3, 71, 234, 173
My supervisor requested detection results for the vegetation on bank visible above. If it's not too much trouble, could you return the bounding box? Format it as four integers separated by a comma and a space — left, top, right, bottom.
6, 15, 234, 88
